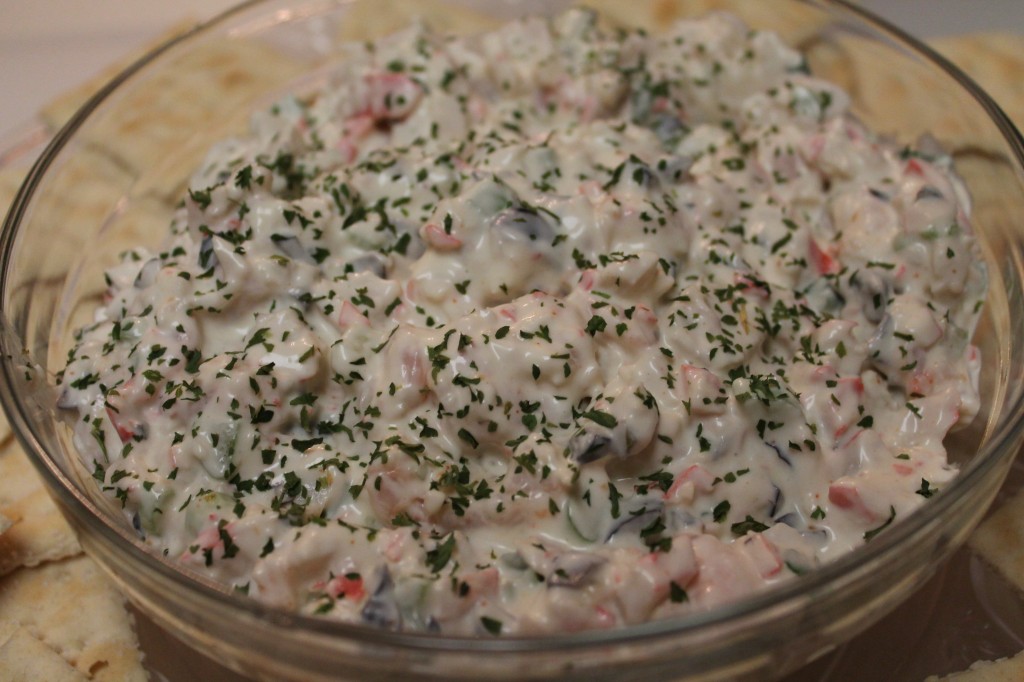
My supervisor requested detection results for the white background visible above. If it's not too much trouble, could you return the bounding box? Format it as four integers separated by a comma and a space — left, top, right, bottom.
1, 1, 1023, 141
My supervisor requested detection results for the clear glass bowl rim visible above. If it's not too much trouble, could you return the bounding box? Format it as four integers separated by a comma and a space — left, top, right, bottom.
1, 0, 1023, 657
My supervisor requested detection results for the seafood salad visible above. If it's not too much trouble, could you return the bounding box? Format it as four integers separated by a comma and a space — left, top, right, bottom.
59, 9, 986, 635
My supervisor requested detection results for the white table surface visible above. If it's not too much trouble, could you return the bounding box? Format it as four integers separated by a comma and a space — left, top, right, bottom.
1, 1, 1023, 142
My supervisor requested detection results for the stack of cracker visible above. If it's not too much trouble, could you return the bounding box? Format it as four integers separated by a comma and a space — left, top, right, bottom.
0, 411, 146, 681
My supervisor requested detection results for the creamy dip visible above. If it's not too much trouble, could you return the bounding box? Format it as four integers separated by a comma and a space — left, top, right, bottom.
59, 10, 986, 635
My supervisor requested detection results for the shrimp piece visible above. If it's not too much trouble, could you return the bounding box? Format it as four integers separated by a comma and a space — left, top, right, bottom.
664, 464, 716, 504
335, 300, 370, 332
616, 305, 659, 349
679, 364, 726, 417
363, 72, 424, 122
337, 114, 375, 163
375, 327, 434, 417
421, 223, 463, 251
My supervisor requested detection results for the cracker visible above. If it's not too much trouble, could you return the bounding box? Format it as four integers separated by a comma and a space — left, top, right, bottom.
931, 33, 1024, 128
799, 32, 1024, 155
0, 166, 26, 212
925, 649, 1024, 681
0, 556, 145, 681
0, 439, 49, 509
825, 35, 976, 148
337, 0, 499, 42
952, 153, 1023, 240
129, 106, 252, 203
580, 0, 828, 45
5, 147, 172, 369
0, 442, 80, 576
20, 146, 137, 280
59, 193, 174, 341
68, 38, 304, 197
802, 35, 856, 95
40, 20, 198, 133
0, 483, 81, 576
9, 145, 173, 344
0, 406, 13, 465
0, 627, 90, 682
969, 486, 1024, 596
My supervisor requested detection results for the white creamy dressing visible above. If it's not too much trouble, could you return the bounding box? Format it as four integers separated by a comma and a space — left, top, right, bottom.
59, 10, 986, 635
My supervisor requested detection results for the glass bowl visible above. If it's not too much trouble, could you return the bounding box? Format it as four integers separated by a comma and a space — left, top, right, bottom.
3, 1, 1024, 680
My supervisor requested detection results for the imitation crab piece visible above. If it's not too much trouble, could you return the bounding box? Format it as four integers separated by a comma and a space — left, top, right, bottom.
105, 406, 146, 443
827, 481, 878, 521
738, 534, 783, 579
808, 237, 839, 275
325, 573, 366, 602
